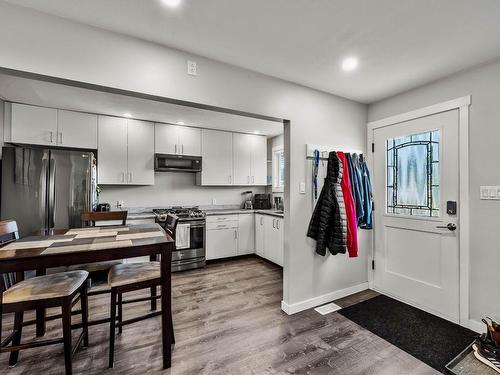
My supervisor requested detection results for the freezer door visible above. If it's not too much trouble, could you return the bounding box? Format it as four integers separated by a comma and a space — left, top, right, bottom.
1, 146, 49, 237
49, 150, 92, 230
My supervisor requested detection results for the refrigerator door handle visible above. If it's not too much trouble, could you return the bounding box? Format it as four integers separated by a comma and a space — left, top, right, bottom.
48, 158, 56, 228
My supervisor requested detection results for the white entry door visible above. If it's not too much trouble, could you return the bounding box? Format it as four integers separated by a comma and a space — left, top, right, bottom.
372, 109, 460, 322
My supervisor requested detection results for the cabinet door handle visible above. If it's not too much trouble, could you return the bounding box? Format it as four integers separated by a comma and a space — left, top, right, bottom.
182, 144, 184, 154
247, 176, 250, 184
50, 131, 54, 143
252, 176, 255, 184
272, 219, 275, 228
121, 172, 125, 182
260, 216, 263, 225
276, 219, 280, 229
228, 175, 232, 184
59, 132, 63, 144
234, 230, 238, 239
175, 144, 177, 154
129, 172, 132, 183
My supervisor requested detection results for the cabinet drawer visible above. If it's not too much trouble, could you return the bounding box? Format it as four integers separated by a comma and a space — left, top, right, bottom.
206, 215, 238, 223
207, 221, 238, 230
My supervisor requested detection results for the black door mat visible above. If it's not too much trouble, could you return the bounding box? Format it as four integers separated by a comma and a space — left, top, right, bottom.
338, 294, 478, 374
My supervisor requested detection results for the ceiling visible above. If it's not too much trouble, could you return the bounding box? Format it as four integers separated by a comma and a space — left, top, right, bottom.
5, 0, 500, 103
0, 74, 283, 137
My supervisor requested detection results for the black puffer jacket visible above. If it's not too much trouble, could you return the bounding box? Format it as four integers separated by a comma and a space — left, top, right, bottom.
307, 152, 347, 256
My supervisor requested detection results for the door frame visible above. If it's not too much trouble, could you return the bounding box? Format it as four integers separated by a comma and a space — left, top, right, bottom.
367, 95, 471, 328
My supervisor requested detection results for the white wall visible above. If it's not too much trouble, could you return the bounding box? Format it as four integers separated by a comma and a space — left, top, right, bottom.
100, 173, 265, 208
368, 59, 500, 322
0, 2, 369, 309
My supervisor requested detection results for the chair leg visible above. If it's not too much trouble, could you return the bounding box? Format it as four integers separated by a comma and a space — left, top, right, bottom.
109, 289, 117, 368
150, 286, 157, 311
117, 293, 123, 334
62, 299, 73, 375
8, 311, 24, 366
81, 283, 89, 347
171, 314, 175, 345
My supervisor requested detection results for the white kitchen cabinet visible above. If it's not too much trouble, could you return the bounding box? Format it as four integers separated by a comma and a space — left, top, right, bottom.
98, 116, 128, 184
232, 133, 267, 186
127, 119, 154, 185
251, 135, 268, 185
198, 129, 233, 185
155, 123, 178, 155
233, 133, 253, 185
178, 126, 201, 156
238, 213, 255, 255
9, 103, 58, 146
155, 123, 201, 156
206, 222, 238, 260
57, 110, 97, 149
255, 214, 265, 257
98, 116, 154, 185
255, 213, 284, 266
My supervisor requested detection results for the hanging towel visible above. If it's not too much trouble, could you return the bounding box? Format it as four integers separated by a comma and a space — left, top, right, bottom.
359, 155, 373, 229
175, 223, 191, 249
337, 152, 359, 257
307, 152, 347, 256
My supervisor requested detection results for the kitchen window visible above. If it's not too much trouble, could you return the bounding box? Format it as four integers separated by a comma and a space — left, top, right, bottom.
272, 146, 284, 192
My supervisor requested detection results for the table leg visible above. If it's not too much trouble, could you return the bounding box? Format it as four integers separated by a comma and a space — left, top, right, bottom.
35, 268, 47, 337
160, 244, 172, 369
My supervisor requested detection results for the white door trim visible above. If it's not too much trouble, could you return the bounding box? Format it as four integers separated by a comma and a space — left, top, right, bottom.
367, 95, 471, 328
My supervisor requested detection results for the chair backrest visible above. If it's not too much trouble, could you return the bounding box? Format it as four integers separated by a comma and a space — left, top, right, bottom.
0, 220, 20, 293
164, 213, 179, 240
80, 211, 128, 227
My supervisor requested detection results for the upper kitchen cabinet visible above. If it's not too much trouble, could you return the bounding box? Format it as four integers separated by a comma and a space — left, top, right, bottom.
7, 103, 58, 146
155, 123, 201, 156
98, 115, 154, 185
5, 103, 97, 149
127, 119, 155, 185
198, 129, 233, 186
233, 133, 267, 185
57, 110, 97, 149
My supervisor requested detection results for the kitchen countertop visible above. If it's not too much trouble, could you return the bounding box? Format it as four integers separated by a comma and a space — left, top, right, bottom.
204, 208, 284, 218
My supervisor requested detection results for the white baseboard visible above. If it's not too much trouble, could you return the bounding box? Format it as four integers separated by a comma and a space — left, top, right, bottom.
468, 319, 485, 334
281, 282, 369, 315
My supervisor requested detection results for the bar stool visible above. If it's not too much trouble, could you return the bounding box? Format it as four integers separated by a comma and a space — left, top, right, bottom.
0, 220, 89, 375
106, 213, 178, 368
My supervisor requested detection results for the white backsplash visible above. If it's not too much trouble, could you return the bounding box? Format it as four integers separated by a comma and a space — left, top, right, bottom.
98, 172, 266, 208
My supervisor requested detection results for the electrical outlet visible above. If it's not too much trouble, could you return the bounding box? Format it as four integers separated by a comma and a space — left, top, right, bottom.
117, 200, 124, 208
187, 60, 197, 76
212, 198, 217, 205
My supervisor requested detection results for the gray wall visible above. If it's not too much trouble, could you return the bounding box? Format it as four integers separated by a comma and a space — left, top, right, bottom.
368, 58, 500, 322
0, 2, 369, 308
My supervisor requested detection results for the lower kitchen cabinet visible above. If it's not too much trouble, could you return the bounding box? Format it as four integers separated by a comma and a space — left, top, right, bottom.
255, 213, 284, 266
206, 226, 238, 260
237, 213, 255, 255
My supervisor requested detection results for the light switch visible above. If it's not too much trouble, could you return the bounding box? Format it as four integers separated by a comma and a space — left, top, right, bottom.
299, 182, 306, 194
480, 186, 500, 200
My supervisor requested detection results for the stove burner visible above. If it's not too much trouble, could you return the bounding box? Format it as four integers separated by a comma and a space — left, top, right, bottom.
153, 206, 205, 222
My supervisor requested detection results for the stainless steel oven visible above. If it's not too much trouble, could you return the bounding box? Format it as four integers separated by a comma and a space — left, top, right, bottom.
153, 207, 206, 272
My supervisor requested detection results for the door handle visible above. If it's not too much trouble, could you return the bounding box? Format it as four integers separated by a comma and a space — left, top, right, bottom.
272, 219, 275, 228
276, 219, 280, 229
436, 223, 457, 231
49, 131, 54, 143
121, 172, 125, 183
59, 132, 63, 144
252, 176, 255, 184
175, 144, 177, 154
182, 144, 184, 154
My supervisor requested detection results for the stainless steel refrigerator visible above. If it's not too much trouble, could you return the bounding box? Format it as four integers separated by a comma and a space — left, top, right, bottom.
1, 146, 97, 237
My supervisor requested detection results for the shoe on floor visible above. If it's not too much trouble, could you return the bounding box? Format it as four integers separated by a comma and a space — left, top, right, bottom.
473, 342, 500, 374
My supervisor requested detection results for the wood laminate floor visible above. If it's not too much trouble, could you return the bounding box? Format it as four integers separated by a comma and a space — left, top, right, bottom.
1, 256, 439, 374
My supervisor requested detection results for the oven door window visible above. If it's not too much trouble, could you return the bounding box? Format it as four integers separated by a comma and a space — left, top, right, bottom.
190, 223, 204, 250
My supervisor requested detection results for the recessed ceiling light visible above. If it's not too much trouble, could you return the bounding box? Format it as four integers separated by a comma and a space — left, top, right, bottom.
163, 0, 181, 7
253, 131, 260, 135
176, 121, 185, 125
341, 57, 358, 72
123, 113, 132, 118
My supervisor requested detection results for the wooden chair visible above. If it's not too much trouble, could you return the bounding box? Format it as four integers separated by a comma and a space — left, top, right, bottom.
0, 220, 89, 375
107, 213, 178, 368
67, 211, 129, 277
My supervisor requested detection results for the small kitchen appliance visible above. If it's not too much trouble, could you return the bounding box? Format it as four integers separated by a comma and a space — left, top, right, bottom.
242, 191, 253, 210
253, 194, 272, 210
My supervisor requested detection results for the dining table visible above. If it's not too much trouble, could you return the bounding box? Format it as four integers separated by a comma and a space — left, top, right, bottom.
0, 223, 175, 369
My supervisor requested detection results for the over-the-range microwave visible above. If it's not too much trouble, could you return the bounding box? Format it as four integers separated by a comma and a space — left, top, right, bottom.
154, 153, 202, 173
